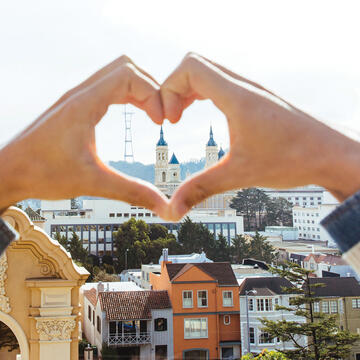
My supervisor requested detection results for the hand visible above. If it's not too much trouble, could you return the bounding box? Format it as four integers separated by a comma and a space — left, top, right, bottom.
161, 53, 360, 220
0, 56, 170, 218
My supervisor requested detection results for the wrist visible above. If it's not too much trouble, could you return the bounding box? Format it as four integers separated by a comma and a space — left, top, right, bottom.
0, 144, 29, 212
314, 129, 360, 202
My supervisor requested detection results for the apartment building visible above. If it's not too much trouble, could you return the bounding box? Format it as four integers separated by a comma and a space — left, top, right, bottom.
239, 277, 307, 357
309, 277, 360, 359
83, 283, 173, 359
151, 260, 241, 359
292, 191, 339, 246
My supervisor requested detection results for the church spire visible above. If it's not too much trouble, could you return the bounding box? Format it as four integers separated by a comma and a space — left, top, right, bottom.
207, 126, 217, 147
157, 126, 168, 146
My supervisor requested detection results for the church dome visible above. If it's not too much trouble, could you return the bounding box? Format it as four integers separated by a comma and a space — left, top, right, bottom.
218, 147, 225, 159
169, 153, 179, 164
156, 126, 168, 146
207, 126, 217, 147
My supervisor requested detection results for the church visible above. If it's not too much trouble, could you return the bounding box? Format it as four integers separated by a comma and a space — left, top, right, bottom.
154, 126, 225, 198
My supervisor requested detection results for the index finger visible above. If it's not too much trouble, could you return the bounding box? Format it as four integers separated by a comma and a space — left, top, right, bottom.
160, 53, 246, 123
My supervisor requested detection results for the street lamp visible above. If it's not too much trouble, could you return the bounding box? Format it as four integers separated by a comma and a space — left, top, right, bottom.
245, 289, 257, 354
125, 248, 129, 270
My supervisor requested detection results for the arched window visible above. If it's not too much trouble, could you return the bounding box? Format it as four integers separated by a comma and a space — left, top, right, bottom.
162, 172, 166, 182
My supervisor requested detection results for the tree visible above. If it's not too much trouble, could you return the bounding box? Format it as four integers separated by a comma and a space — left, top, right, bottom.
93, 270, 119, 283
67, 231, 89, 264
265, 197, 293, 227
230, 234, 251, 264
230, 233, 276, 264
242, 350, 288, 359
230, 188, 269, 231
212, 234, 230, 262
260, 262, 360, 360
149, 224, 170, 241
177, 217, 216, 259
53, 231, 68, 250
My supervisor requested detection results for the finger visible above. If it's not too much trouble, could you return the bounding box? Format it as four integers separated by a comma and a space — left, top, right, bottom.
88, 160, 171, 220
168, 154, 236, 221
77, 63, 164, 124
161, 52, 244, 123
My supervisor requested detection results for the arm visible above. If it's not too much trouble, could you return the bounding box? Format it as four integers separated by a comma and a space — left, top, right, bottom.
0, 55, 169, 218
161, 53, 360, 220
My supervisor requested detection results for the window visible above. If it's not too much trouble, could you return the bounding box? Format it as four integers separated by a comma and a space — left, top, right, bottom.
184, 318, 208, 339
109, 321, 116, 335
162, 172, 166, 182
183, 291, 193, 308
224, 315, 231, 325
249, 327, 255, 344
197, 290, 208, 307
352, 299, 360, 309
97, 315, 101, 333
313, 302, 320, 312
109, 213, 115, 217
259, 331, 274, 344
330, 300, 338, 313
124, 213, 129, 218
155, 345, 167, 360
248, 298, 254, 311
322, 301, 329, 313
92, 310, 95, 325
257, 298, 273, 311
88, 305, 91, 321
116, 213, 122, 217
223, 291, 233, 307
154, 318, 167, 331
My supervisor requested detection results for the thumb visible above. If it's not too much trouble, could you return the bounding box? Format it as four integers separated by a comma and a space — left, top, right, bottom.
169, 155, 236, 221
87, 161, 170, 220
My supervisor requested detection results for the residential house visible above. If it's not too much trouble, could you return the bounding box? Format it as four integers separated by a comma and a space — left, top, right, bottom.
309, 277, 360, 359
83, 283, 173, 359
303, 253, 358, 279
239, 277, 307, 357
151, 260, 241, 359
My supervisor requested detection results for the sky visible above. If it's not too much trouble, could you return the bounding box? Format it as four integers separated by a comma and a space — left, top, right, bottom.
1, 0, 360, 164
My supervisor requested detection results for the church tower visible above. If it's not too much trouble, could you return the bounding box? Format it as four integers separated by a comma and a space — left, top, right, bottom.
168, 153, 180, 183
155, 126, 169, 187
205, 126, 218, 168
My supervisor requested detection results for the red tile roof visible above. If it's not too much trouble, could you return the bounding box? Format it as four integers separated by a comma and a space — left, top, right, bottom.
98, 290, 171, 321
84, 288, 97, 307
304, 253, 346, 265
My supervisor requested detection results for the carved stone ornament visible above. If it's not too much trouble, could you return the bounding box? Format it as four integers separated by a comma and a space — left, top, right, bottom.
0, 253, 11, 313
36, 318, 76, 341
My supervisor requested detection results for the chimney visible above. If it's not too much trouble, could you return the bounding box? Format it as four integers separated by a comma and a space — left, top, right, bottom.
97, 282, 104, 294
106, 283, 110, 291
162, 248, 169, 262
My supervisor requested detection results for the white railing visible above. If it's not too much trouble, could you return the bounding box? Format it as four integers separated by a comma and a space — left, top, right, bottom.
108, 332, 151, 346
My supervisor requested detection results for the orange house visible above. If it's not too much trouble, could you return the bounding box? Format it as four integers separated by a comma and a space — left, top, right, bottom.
151, 262, 240, 359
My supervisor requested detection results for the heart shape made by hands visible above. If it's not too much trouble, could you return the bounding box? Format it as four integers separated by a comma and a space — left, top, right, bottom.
11, 53, 343, 222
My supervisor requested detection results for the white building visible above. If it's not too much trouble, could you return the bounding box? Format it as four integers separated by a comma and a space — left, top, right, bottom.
292, 191, 339, 246
119, 269, 142, 287
263, 185, 326, 207
41, 199, 244, 256
83, 283, 173, 359
239, 277, 307, 357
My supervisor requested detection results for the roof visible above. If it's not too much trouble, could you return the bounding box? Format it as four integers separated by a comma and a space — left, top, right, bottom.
169, 153, 179, 164
166, 262, 238, 286
239, 277, 296, 296
84, 288, 97, 307
307, 277, 360, 297
25, 207, 46, 221
206, 126, 217, 147
218, 147, 225, 159
98, 290, 171, 320
156, 126, 168, 146
304, 253, 346, 265
82, 281, 142, 292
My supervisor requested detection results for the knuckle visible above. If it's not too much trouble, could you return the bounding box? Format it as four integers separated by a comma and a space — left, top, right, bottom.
118, 54, 132, 64
185, 181, 210, 208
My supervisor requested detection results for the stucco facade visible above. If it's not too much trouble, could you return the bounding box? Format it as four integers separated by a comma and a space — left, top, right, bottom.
0, 207, 88, 360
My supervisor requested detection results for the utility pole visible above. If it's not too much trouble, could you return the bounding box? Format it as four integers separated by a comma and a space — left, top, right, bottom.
123, 105, 134, 162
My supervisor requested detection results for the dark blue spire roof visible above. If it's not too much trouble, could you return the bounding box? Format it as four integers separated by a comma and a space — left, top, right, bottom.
218, 147, 225, 159
207, 126, 217, 147
156, 126, 168, 146
169, 153, 179, 164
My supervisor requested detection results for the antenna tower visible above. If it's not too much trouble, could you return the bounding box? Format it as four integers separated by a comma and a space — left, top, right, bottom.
123, 105, 134, 162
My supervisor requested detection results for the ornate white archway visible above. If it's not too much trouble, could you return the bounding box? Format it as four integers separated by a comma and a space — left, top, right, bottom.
0, 311, 29, 360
